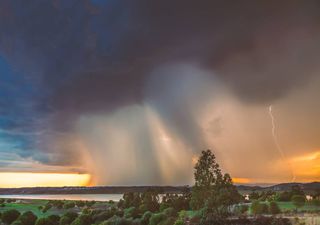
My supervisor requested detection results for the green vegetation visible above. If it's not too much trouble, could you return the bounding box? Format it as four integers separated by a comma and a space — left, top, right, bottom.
291, 195, 306, 210
2, 150, 320, 224
2, 209, 21, 224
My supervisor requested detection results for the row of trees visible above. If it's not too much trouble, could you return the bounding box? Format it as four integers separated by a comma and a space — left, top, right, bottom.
0, 149, 293, 225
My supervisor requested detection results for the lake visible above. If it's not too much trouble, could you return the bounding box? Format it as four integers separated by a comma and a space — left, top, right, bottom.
0, 194, 123, 202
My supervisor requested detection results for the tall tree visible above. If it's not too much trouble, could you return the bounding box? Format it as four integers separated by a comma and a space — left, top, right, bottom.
190, 150, 241, 216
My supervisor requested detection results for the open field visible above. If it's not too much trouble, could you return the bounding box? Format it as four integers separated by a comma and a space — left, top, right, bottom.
0, 199, 110, 217
277, 201, 320, 212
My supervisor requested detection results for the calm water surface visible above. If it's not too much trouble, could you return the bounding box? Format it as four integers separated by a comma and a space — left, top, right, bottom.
0, 194, 123, 202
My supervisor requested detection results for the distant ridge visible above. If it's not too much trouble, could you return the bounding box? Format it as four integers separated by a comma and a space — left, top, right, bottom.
237, 182, 320, 194
0, 186, 190, 195
0, 182, 319, 195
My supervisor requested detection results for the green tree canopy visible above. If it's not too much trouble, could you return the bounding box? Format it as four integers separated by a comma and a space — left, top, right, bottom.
190, 150, 241, 216
2, 209, 21, 224
18, 211, 37, 225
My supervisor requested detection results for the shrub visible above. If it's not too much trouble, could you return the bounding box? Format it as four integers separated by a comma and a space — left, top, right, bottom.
251, 201, 269, 215
81, 208, 91, 215
149, 213, 167, 225
75, 201, 85, 208
159, 217, 175, 225
70, 214, 92, 225
93, 211, 114, 223
2, 209, 21, 224
51, 201, 64, 209
311, 199, 320, 206
141, 211, 152, 225
59, 212, 78, 225
239, 205, 249, 214
124, 207, 139, 219
12, 221, 23, 225
35, 218, 55, 225
63, 212, 78, 221
59, 217, 72, 225
47, 215, 60, 225
159, 203, 171, 212
132, 218, 141, 225
269, 201, 281, 215
18, 211, 38, 225
85, 201, 96, 207
99, 216, 133, 225
63, 202, 75, 209
163, 208, 177, 217
291, 195, 306, 210
42, 204, 52, 213
173, 219, 184, 225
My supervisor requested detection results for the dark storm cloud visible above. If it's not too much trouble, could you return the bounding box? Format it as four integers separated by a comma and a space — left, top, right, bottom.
1, 1, 320, 113
1, 0, 320, 169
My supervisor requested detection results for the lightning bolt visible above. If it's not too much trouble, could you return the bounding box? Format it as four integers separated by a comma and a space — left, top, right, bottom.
268, 105, 296, 182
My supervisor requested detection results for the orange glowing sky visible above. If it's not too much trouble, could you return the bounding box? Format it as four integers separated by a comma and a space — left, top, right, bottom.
0, 173, 91, 188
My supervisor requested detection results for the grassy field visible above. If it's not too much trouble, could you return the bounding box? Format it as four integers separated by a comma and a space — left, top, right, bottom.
0, 199, 110, 218
0, 200, 51, 217
276, 201, 320, 212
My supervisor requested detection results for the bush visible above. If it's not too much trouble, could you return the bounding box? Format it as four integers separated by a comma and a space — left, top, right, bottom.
251, 201, 269, 215
12, 221, 23, 225
85, 201, 96, 207
99, 216, 132, 225
93, 211, 114, 223
70, 214, 92, 225
59, 212, 78, 225
35, 218, 55, 225
239, 205, 249, 214
149, 213, 167, 225
63, 202, 75, 209
174, 210, 187, 225
141, 211, 152, 225
18, 211, 38, 225
51, 201, 64, 209
124, 207, 139, 219
59, 217, 73, 225
269, 202, 281, 215
311, 199, 320, 206
163, 208, 177, 217
2, 209, 21, 224
159, 203, 171, 212
291, 195, 306, 209
159, 217, 175, 225
173, 219, 184, 225
42, 204, 52, 213
47, 215, 60, 225
63, 212, 78, 221
75, 201, 85, 208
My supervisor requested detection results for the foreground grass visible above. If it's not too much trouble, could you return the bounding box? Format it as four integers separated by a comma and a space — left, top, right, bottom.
276, 201, 320, 212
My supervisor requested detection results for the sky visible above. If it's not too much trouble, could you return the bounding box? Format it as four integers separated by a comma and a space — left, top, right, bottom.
0, 0, 320, 187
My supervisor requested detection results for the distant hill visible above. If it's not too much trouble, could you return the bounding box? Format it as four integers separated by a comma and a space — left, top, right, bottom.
0, 186, 190, 195
0, 182, 319, 195
237, 182, 320, 194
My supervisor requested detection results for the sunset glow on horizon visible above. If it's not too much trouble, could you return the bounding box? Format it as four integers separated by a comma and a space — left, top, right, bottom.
288, 150, 320, 182
0, 173, 91, 188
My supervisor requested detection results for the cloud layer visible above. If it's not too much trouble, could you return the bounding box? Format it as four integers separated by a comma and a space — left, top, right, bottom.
0, 0, 320, 184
